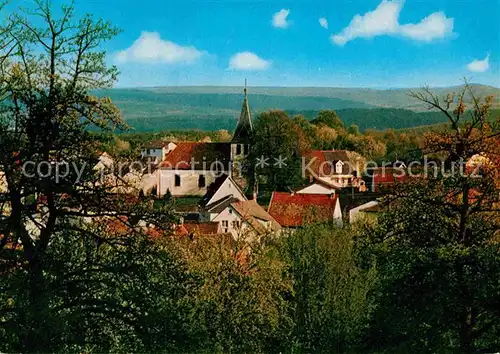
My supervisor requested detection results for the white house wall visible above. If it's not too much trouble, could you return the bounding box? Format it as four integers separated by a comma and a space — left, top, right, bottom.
159, 170, 218, 197
334, 198, 343, 227
212, 207, 256, 240
206, 177, 247, 205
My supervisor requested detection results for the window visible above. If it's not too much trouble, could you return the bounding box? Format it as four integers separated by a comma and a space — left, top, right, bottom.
236, 144, 242, 155
198, 174, 206, 188
335, 161, 343, 174
232, 220, 241, 228
244, 144, 249, 155
174, 174, 181, 187
222, 220, 228, 233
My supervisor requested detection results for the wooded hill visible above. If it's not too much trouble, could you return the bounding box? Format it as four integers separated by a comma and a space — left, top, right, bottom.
96, 84, 500, 132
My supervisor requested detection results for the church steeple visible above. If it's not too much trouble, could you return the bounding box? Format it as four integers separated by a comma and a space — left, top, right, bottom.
232, 80, 252, 143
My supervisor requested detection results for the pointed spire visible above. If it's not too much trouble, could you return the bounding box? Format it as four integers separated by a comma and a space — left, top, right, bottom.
232, 81, 253, 143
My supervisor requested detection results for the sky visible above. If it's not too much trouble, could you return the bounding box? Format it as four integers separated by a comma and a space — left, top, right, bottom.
10, 0, 500, 88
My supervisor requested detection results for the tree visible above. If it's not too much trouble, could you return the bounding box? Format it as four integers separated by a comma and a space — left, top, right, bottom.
315, 124, 338, 150
285, 224, 376, 352
172, 233, 293, 353
311, 110, 345, 131
1, 224, 196, 352
360, 83, 500, 352
347, 124, 360, 136
246, 110, 305, 192
0, 1, 178, 351
216, 129, 232, 142
352, 135, 387, 161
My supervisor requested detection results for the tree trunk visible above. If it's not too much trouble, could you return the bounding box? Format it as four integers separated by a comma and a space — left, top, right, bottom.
459, 308, 474, 353
22, 254, 49, 353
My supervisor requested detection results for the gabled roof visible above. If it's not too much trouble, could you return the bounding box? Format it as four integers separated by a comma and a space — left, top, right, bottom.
268, 192, 339, 228
204, 195, 241, 213
200, 173, 247, 207
303, 150, 356, 176
200, 174, 229, 206
231, 89, 253, 143
159, 142, 231, 170
230, 200, 281, 234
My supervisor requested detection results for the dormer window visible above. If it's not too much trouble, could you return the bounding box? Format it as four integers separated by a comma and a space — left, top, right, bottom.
335, 161, 344, 174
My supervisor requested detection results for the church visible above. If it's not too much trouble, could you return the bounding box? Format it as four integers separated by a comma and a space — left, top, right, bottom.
157, 87, 253, 197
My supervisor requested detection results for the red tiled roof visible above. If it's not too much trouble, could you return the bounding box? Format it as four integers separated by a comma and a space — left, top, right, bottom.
159, 142, 231, 170
100, 216, 170, 239
174, 224, 189, 236
268, 192, 338, 227
369, 167, 407, 192
184, 222, 220, 235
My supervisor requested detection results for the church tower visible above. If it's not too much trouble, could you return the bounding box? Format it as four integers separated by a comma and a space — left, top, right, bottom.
230, 82, 253, 190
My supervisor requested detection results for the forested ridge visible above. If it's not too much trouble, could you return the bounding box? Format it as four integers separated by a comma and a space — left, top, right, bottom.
95, 86, 500, 132
117, 106, 500, 132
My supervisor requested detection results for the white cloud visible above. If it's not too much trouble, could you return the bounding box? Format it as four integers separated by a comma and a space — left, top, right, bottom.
331, 0, 454, 46
115, 31, 203, 64
229, 52, 270, 71
331, 0, 401, 45
272, 9, 290, 29
467, 54, 490, 73
399, 12, 454, 42
319, 17, 329, 29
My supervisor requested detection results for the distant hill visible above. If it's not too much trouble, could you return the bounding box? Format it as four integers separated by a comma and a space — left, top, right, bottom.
130, 84, 500, 110
95, 84, 500, 132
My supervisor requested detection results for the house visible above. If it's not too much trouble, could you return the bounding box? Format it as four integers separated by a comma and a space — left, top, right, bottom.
157, 87, 253, 197
140, 140, 177, 164
296, 177, 342, 195
364, 167, 407, 193
267, 192, 342, 228
302, 149, 366, 191
191, 173, 279, 240
157, 142, 232, 197
210, 199, 281, 240
197, 174, 247, 221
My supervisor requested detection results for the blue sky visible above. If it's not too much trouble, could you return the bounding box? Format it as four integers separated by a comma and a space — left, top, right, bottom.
13, 0, 500, 88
